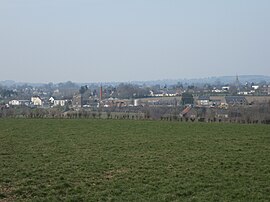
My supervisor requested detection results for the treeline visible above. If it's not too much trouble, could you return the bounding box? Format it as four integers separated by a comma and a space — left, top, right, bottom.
1, 104, 270, 124
0, 89, 17, 98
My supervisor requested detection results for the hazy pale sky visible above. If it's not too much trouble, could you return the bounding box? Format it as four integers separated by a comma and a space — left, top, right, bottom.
0, 0, 269, 83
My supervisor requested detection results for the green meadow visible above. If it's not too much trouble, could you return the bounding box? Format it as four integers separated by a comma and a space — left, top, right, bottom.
0, 119, 270, 201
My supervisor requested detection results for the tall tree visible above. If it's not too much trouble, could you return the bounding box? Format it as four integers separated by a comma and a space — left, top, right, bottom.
181, 92, 194, 105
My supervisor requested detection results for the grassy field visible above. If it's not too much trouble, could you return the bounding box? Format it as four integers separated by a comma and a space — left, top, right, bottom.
0, 119, 270, 201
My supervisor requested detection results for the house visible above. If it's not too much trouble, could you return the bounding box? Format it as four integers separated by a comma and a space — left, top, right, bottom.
102, 98, 130, 108
180, 106, 197, 119
251, 85, 260, 90
9, 100, 30, 106
237, 91, 250, 95
49, 97, 55, 104
165, 90, 177, 97
222, 86, 230, 91
49, 96, 67, 107
72, 94, 82, 108
261, 85, 270, 95
89, 97, 99, 108
225, 96, 248, 106
210, 99, 221, 107
197, 95, 210, 106
212, 88, 223, 93
31, 96, 43, 106
150, 90, 164, 97
9, 100, 21, 106
54, 100, 66, 107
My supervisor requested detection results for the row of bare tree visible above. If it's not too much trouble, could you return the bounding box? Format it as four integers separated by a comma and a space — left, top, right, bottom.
1, 103, 270, 124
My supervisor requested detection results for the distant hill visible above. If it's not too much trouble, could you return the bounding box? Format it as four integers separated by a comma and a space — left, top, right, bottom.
0, 80, 17, 86
203, 75, 270, 84
0, 80, 47, 87
1, 75, 270, 87
131, 75, 270, 86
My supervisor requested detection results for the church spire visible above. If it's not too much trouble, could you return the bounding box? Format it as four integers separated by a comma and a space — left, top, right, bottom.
235, 75, 240, 92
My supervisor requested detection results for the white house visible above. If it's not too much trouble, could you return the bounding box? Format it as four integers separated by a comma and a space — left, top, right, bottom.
9, 100, 21, 106
49, 96, 66, 107
49, 97, 55, 103
252, 85, 260, 90
31, 96, 43, 106
212, 89, 222, 93
53, 100, 66, 107
8, 100, 30, 106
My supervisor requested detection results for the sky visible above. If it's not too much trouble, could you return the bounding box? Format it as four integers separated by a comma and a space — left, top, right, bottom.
0, 0, 270, 83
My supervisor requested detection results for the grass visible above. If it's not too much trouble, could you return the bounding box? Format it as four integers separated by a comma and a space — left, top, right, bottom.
0, 119, 270, 201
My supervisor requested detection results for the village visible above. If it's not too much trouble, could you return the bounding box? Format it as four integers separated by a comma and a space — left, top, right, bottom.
1, 77, 270, 123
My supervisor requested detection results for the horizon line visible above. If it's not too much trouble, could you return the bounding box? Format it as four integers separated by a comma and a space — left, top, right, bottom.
1, 74, 270, 85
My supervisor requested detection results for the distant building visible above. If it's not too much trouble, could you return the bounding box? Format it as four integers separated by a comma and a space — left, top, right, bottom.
197, 95, 210, 106
165, 90, 177, 97
261, 85, 270, 95
150, 90, 164, 97
72, 94, 82, 108
251, 85, 260, 90
212, 88, 223, 93
9, 100, 30, 106
222, 86, 230, 91
49, 97, 66, 107
134, 99, 140, 106
9, 100, 21, 106
49, 97, 54, 103
211, 99, 222, 107
31, 96, 43, 106
54, 100, 66, 107
225, 96, 248, 106
89, 97, 99, 108
180, 106, 197, 119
